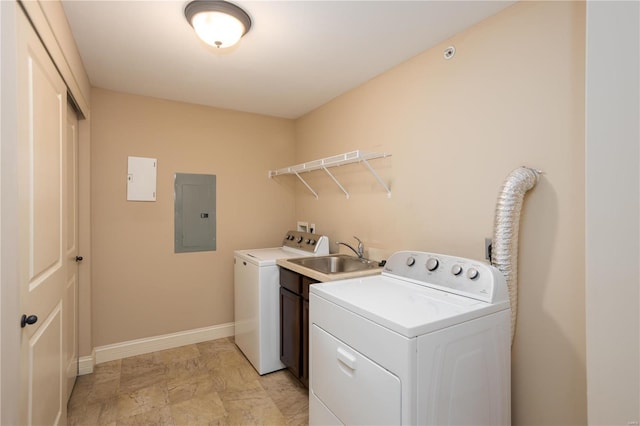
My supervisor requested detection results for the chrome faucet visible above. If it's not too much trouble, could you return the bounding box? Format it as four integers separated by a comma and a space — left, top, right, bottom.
336, 236, 365, 259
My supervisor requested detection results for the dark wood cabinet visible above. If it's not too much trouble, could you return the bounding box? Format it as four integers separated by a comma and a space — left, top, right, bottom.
279, 267, 318, 387
279, 286, 301, 377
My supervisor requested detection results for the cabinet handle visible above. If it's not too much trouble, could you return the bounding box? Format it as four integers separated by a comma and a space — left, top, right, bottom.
337, 347, 357, 370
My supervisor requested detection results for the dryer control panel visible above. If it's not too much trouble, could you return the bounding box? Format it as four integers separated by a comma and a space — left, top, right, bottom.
382, 251, 508, 304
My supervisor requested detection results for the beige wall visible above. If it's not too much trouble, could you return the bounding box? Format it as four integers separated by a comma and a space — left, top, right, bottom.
294, 2, 586, 425
90, 88, 296, 346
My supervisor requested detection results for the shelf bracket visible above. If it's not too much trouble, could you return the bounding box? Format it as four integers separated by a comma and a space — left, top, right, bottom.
322, 167, 350, 199
293, 171, 318, 199
361, 159, 391, 198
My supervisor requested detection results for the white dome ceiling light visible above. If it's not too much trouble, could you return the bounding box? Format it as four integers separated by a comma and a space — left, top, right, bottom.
184, 1, 252, 49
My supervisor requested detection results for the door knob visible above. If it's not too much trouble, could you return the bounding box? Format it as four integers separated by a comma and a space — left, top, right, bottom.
75, 256, 83, 262
20, 314, 38, 328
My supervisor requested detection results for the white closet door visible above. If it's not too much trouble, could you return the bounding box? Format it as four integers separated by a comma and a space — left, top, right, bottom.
17, 5, 69, 425
64, 101, 80, 402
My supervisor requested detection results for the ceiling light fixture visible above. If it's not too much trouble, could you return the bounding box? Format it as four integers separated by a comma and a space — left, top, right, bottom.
184, 0, 252, 49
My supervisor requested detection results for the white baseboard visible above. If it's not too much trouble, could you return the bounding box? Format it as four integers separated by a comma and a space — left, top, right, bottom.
78, 351, 95, 375
94, 322, 235, 365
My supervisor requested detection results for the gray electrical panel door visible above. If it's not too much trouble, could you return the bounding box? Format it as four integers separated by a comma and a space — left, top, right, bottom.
174, 173, 216, 253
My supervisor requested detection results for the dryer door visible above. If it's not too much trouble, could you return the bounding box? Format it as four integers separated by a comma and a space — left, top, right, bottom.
310, 325, 401, 425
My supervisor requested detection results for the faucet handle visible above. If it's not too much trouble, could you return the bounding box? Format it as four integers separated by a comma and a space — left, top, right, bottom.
353, 236, 364, 255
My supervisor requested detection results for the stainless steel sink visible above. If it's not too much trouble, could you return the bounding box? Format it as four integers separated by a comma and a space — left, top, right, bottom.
287, 254, 380, 275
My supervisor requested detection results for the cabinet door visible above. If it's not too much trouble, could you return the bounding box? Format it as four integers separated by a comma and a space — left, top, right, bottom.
301, 299, 310, 387
280, 286, 301, 377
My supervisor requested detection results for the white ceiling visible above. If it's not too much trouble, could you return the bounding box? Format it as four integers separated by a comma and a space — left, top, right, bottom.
62, 1, 515, 119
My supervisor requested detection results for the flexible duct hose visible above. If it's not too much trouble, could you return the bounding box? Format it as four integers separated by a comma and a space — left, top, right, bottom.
491, 166, 540, 345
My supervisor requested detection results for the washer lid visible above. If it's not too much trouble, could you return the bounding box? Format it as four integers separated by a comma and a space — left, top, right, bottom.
311, 275, 509, 338
235, 248, 291, 266
234, 246, 314, 266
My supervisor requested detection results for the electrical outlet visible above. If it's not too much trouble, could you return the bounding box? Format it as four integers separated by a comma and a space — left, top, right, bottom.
485, 238, 492, 261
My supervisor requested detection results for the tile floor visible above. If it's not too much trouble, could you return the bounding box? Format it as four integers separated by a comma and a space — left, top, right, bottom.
68, 337, 309, 425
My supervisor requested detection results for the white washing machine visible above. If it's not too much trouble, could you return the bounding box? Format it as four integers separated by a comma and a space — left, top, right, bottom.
234, 231, 329, 375
309, 250, 511, 425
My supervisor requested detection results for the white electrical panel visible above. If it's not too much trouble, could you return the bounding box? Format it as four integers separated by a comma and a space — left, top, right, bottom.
127, 156, 157, 201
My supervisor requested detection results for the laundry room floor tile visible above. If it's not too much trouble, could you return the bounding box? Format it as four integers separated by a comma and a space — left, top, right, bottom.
67, 337, 309, 426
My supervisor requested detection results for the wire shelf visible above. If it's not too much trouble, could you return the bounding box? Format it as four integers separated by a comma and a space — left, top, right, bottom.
268, 150, 391, 199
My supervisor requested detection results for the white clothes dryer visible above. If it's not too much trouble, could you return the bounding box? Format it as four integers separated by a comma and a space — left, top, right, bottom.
309, 250, 511, 425
234, 231, 328, 375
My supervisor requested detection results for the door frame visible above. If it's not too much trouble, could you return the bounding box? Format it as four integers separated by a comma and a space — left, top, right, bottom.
1, 2, 22, 424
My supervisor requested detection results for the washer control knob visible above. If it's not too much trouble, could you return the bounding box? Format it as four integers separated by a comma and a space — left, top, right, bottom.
309, 239, 316, 245
406, 257, 416, 267
426, 257, 439, 271
451, 264, 463, 276
297, 236, 303, 243
467, 268, 479, 280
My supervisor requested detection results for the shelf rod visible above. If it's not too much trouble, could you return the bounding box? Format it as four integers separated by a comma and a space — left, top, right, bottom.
293, 171, 318, 199
322, 166, 350, 199
361, 159, 391, 198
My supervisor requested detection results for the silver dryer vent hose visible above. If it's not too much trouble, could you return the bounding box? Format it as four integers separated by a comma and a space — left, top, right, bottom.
491, 166, 540, 345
